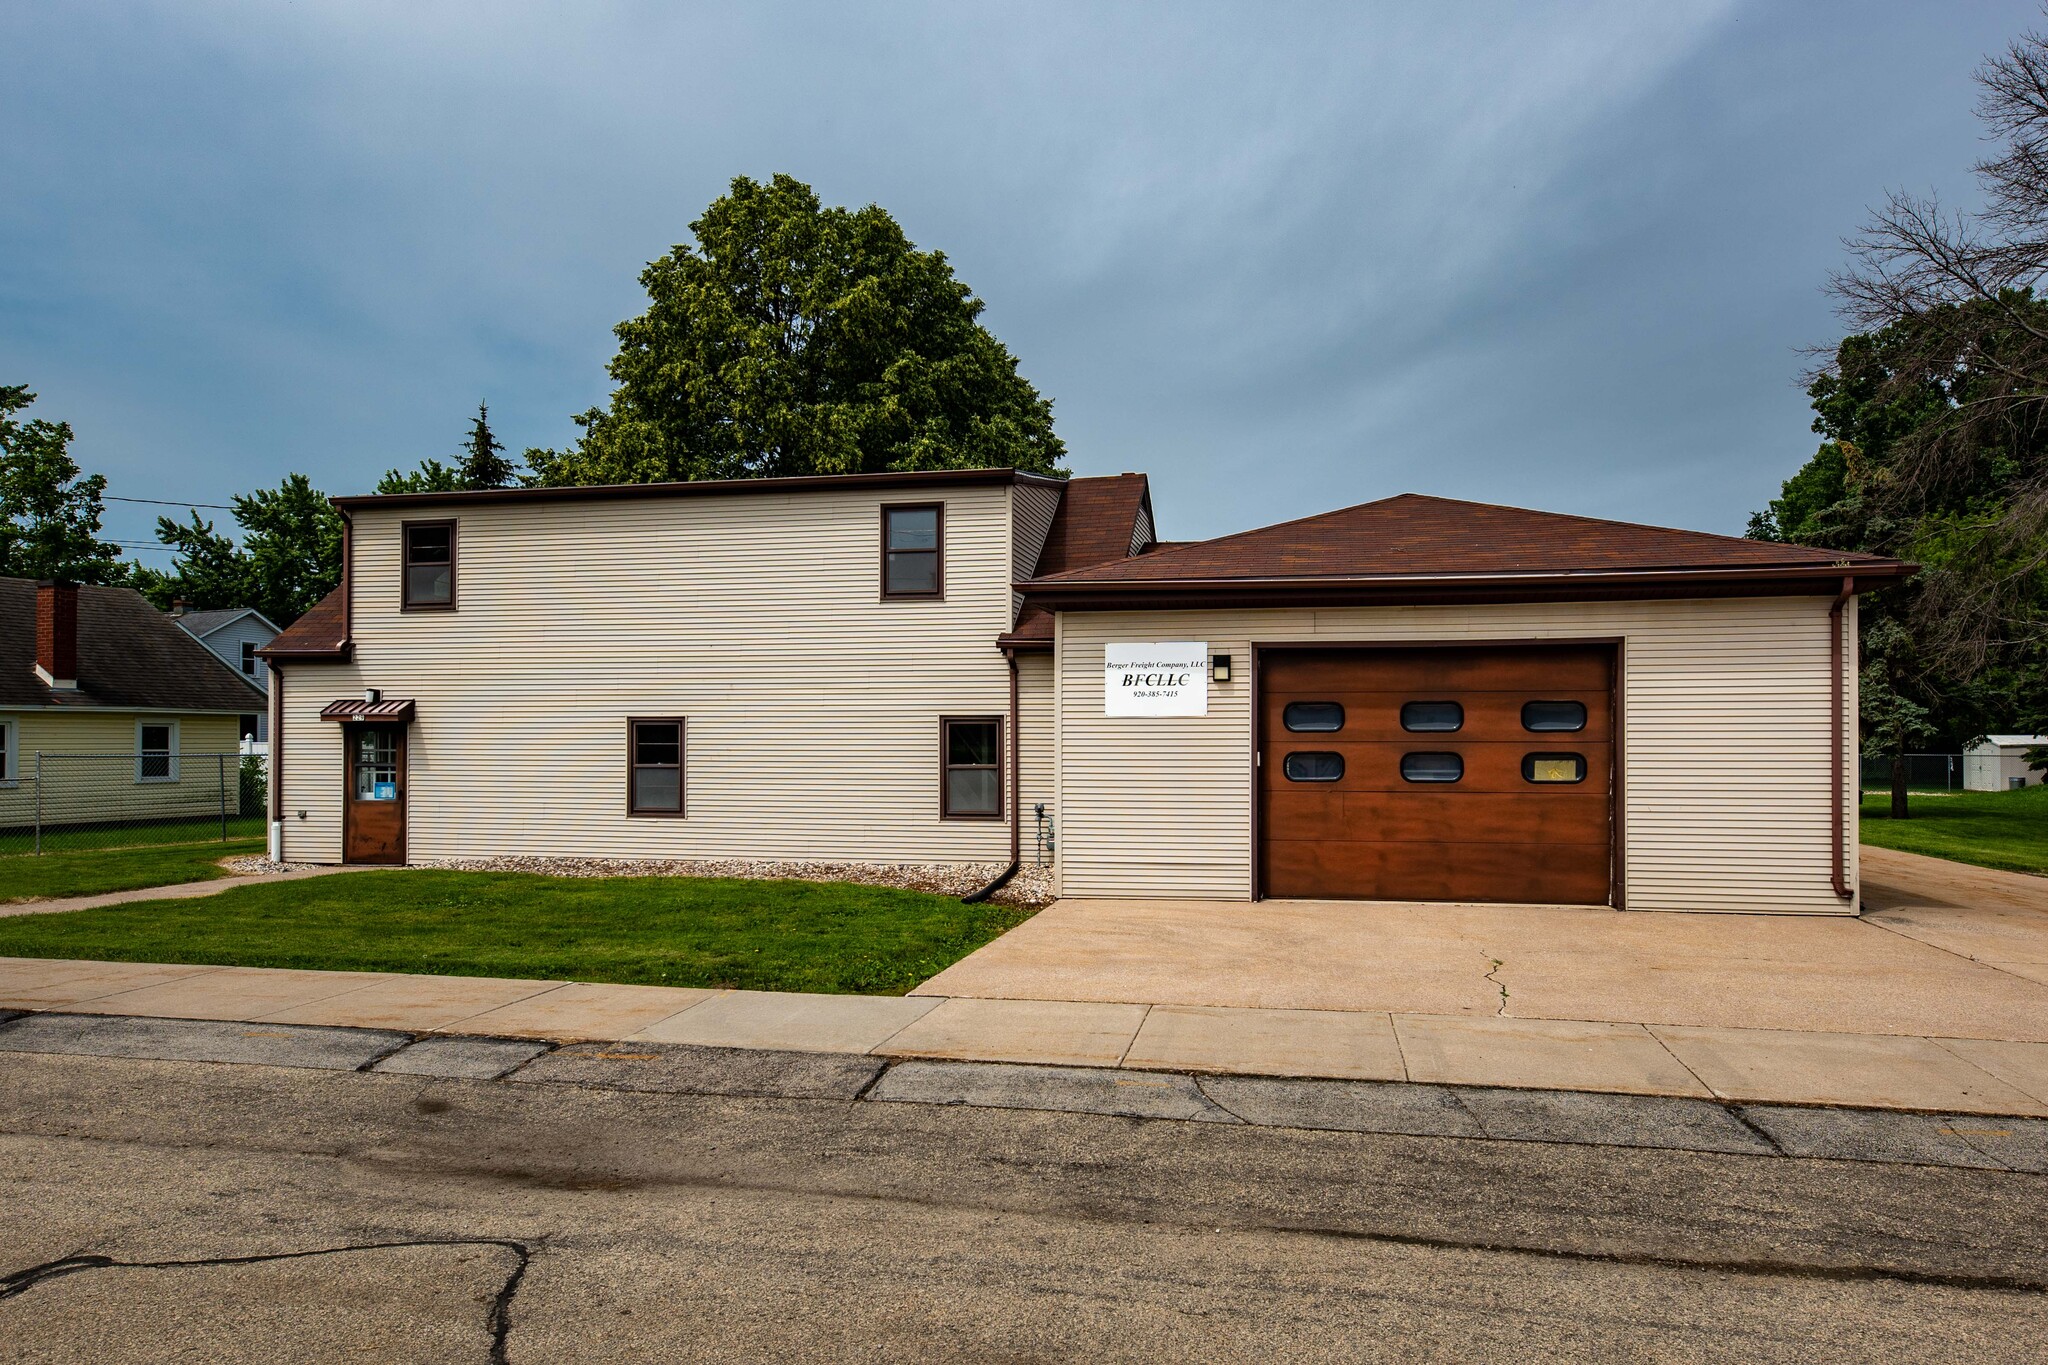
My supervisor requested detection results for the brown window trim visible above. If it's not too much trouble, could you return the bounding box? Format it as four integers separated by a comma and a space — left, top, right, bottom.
626, 716, 686, 817
880, 502, 944, 600
400, 518, 458, 612
939, 714, 1004, 821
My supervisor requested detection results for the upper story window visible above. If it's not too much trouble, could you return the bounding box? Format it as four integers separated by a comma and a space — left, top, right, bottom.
240, 641, 258, 675
402, 520, 456, 610
882, 504, 943, 598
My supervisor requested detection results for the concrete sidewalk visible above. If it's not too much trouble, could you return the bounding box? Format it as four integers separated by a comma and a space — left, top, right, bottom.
4, 949, 2048, 1114
0, 862, 375, 919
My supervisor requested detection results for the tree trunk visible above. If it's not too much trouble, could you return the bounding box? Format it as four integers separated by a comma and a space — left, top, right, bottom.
1890, 743, 1910, 819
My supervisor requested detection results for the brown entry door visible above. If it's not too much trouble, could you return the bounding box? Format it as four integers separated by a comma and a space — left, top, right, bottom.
1259, 645, 1614, 904
343, 724, 406, 864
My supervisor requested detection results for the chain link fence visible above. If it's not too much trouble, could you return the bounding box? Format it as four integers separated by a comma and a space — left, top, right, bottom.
0, 752, 266, 856
1859, 753, 1965, 793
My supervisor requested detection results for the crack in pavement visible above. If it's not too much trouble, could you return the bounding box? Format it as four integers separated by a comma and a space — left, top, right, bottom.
1483, 955, 1509, 1015
0, 1237, 534, 1364
1257, 1222, 2048, 1296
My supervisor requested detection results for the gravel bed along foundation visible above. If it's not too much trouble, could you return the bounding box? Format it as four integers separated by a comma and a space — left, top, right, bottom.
220, 854, 1053, 906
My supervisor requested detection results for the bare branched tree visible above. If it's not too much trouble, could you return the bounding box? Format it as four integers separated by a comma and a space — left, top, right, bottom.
1826, 17, 2048, 674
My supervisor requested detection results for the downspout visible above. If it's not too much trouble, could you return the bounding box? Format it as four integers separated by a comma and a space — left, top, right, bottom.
339, 505, 354, 643
269, 663, 284, 863
1830, 575, 1854, 901
962, 649, 1022, 904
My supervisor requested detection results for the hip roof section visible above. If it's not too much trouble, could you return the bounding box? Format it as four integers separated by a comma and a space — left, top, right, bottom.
1004, 473, 1156, 646
258, 585, 350, 661
1021, 493, 1915, 599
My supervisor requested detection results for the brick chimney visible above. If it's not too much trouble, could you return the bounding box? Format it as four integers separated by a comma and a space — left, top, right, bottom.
34, 580, 78, 690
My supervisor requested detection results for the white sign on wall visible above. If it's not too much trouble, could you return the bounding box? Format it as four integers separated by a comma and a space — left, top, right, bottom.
1104, 641, 1209, 717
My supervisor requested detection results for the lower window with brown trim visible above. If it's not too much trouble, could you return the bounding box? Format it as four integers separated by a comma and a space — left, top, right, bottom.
940, 716, 1003, 819
628, 717, 685, 815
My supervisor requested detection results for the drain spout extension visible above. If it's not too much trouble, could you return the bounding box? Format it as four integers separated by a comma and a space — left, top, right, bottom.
962, 861, 1019, 904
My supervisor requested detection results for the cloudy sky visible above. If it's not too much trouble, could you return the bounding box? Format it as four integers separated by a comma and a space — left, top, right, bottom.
2, 2, 2037, 561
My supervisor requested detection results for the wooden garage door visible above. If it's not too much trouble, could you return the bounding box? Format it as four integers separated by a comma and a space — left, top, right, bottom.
1259, 645, 1614, 904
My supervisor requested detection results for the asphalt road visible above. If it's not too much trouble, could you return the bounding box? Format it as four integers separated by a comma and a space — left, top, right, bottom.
2, 1048, 2046, 1362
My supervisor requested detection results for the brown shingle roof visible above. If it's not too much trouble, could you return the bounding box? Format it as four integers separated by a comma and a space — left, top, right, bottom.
0, 577, 267, 711
1003, 474, 1156, 645
1024, 494, 1912, 594
258, 585, 350, 660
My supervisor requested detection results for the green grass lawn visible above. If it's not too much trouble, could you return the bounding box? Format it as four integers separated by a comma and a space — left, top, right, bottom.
0, 870, 1036, 995
1, 814, 266, 856
1859, 783, 2048, 875
0, 838, 263, 904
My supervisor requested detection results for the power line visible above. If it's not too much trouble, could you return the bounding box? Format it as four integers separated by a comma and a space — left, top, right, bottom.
104, 495, 235, 510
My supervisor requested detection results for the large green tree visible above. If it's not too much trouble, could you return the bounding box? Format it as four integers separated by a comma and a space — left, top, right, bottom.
0, 385, 124, 583
1753, 13, 2048, 814
1752, 302, 2048, 812
526, 174, 1066, 486
133, 473, 343, 627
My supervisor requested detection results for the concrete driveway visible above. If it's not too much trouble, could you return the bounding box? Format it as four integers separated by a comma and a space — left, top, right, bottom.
916, 847, 2048, 1043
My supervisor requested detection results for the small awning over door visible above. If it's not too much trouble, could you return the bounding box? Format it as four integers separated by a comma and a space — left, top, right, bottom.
319, 697, 417, 722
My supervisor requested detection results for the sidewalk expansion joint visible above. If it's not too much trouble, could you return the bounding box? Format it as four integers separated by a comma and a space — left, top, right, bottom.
1726, 1106, 1791, 1157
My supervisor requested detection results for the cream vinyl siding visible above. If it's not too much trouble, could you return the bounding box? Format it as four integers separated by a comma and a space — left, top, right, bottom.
1016, 651, 1055, 862
0, 710, 243, 830
1011, 481, 1061, 619
1055, 596, 1857, 913
278, 485, 1017, 865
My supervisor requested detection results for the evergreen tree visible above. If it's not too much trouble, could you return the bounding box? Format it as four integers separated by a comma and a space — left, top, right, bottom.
379, 402, 517, 493
458, 402, 515, 488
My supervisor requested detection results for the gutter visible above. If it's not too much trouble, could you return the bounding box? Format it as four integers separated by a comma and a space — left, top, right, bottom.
963, 649, 1022, 905
333, 466, 1060, 513
1830, 575, 1854, 901
1017, 561, 1918, 601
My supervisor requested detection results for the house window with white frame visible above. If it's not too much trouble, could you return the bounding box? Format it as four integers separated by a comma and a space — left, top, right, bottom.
0, 717, 15, 785
136, 720, 179, 783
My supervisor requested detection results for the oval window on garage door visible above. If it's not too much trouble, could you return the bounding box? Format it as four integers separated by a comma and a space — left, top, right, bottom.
1282, 752, 1345, 782
1400, 701, 1463, 732
1522, 700, 1587, 732
1523, 753, 1587, 783
1282, 701, 1344, 732
1400, 752, 1463, 782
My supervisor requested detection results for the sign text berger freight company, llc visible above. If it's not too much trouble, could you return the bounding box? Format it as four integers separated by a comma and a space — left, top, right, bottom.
1103, 641, 1209, 717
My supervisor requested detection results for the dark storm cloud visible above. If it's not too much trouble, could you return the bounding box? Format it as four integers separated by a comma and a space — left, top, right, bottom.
0, 1, 2036, 551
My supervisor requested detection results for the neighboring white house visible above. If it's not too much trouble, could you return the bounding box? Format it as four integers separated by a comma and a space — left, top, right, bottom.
173, 606, 280, 745
260, 467, 1917, 914
1964, 735, 2047, 791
